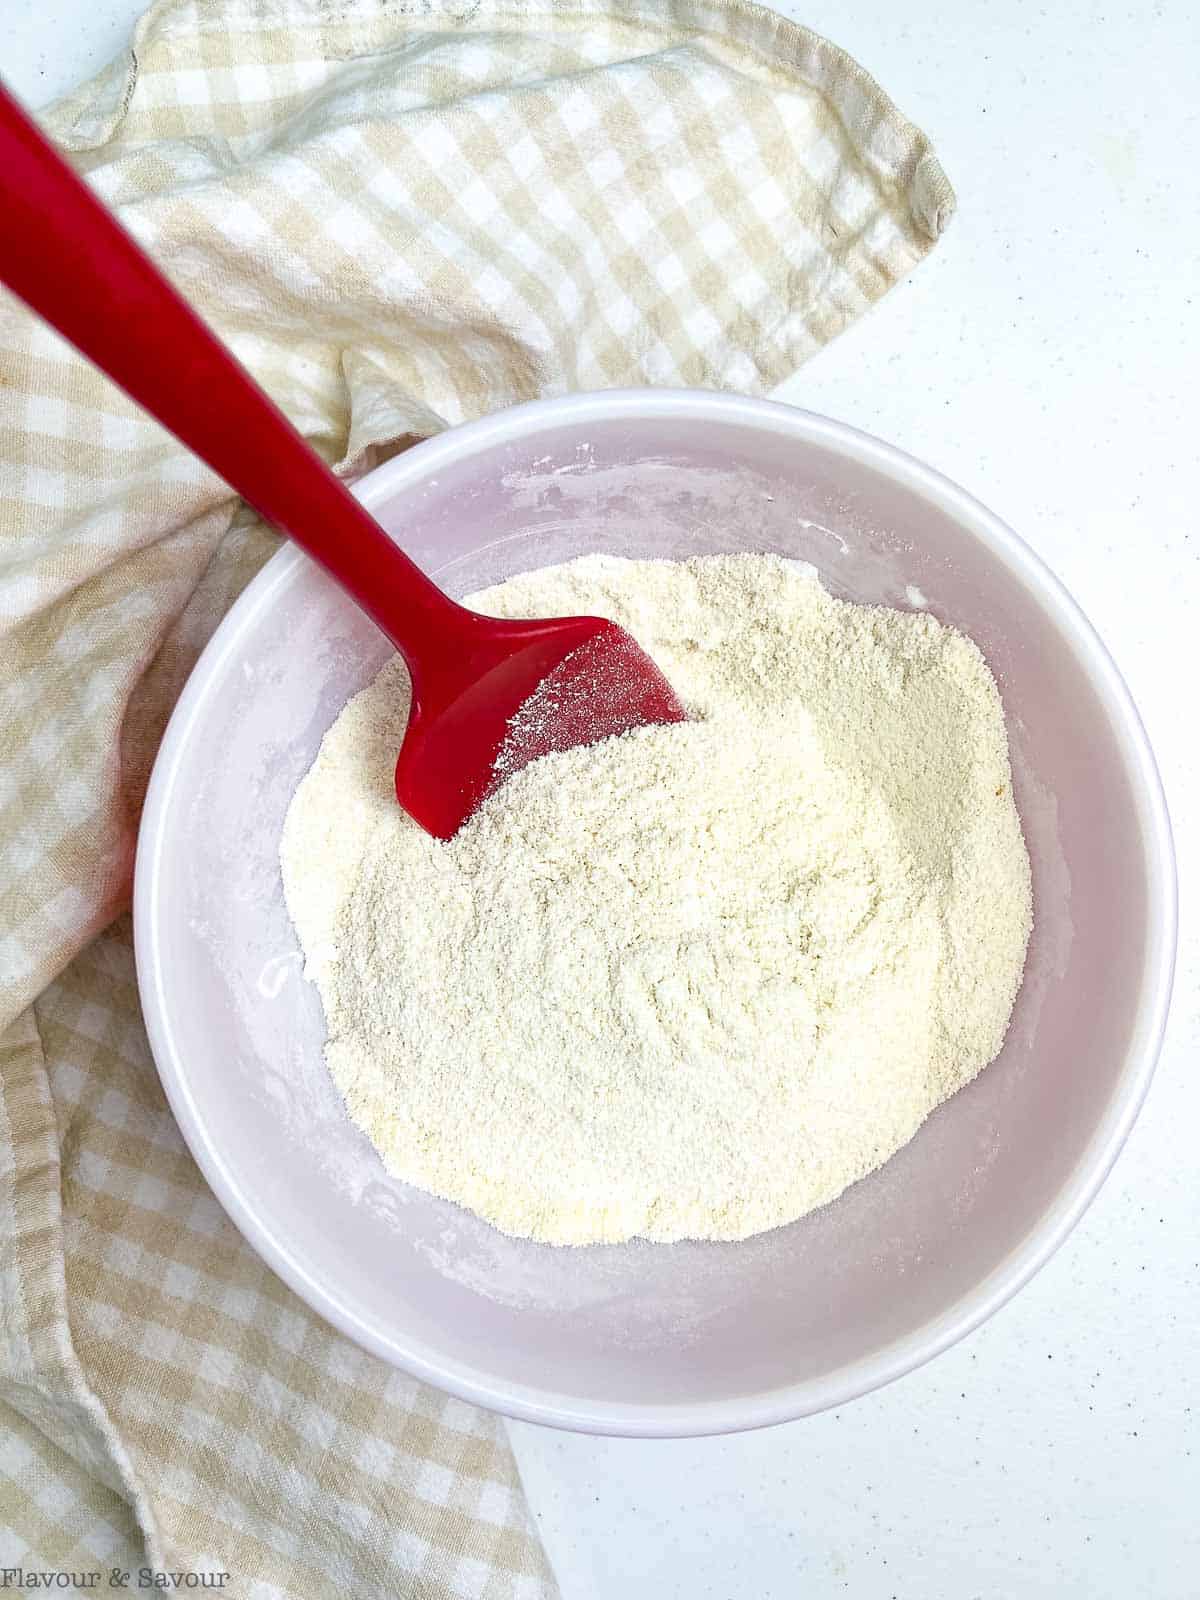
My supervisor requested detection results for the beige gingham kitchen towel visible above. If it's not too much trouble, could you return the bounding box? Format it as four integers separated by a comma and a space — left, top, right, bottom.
0, 0, 953, 1591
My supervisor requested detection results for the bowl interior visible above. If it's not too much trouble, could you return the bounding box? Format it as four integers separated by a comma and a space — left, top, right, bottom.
137, 396, 1167, 1432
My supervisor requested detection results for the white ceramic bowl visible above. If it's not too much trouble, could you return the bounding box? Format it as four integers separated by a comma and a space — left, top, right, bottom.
134, 391, 1175, 1436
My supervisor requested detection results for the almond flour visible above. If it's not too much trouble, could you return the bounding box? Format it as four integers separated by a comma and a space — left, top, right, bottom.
280, 553, 1032, 1245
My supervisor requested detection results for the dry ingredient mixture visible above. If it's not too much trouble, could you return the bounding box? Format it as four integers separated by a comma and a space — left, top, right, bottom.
280, 554, 1032, 1246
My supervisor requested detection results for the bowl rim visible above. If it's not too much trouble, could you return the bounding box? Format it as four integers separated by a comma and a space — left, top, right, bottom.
134, 388, 1177, 1437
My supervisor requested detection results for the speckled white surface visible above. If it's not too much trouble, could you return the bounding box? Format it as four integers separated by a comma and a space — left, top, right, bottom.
7, 1, 1198, 1594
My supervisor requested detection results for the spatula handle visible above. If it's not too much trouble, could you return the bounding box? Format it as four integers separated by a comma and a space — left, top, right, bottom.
0, 81, 462, 648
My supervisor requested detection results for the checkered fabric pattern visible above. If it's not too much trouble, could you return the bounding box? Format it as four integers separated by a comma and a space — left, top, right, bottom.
0, 1403, 144, 1573
0, 0, 952, 1591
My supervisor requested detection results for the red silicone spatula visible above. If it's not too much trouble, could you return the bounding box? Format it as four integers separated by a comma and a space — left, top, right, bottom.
0, 84, 685, 839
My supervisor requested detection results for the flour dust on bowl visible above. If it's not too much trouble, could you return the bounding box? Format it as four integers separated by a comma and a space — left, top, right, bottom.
134, 391, 1176, 1436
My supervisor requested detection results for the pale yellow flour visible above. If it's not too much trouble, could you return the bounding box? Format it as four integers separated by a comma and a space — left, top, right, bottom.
280, 554, 1032, 1245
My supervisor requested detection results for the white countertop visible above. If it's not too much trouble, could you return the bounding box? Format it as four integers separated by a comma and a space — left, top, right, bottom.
7, 2, 1198, 1594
